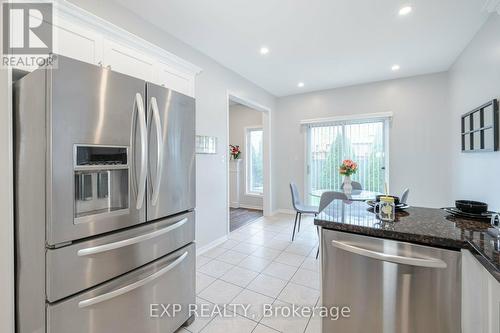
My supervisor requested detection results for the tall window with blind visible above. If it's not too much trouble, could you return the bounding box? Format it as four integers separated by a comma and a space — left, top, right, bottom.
306, 118, 389, 203
246, 127, 264, 195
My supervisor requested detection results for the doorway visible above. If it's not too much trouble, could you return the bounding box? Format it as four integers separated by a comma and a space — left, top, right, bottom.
226, 93, 271, 233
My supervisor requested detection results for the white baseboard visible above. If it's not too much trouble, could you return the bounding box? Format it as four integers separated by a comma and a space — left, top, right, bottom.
238, 204, 263, 211
196, 235, 228, 256
272, 209, 296, 215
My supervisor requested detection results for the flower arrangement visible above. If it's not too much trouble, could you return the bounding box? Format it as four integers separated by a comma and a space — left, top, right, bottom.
229, 145, 241, 159
339, 159, 358, 176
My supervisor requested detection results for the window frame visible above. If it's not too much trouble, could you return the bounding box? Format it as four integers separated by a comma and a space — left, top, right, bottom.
245, 126, 264, 197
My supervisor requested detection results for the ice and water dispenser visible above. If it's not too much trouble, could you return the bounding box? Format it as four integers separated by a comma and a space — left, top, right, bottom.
74, 145, 129, 222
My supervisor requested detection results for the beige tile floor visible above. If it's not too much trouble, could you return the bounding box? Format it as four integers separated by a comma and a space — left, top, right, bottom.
180, 214, 321, 333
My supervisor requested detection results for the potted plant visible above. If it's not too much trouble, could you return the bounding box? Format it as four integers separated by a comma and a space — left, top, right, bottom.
339, 159, 358, 193
229, 145, 241, 160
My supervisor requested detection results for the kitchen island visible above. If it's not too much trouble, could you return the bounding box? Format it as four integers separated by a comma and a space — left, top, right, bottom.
314, 199, 499, 333
315, 199, 499, 278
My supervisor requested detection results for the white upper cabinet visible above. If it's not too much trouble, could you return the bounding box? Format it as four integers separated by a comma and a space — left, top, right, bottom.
154, 61, 195, 97
52, 18, 103, 66
14, 1, 201, 97
102, 39, 156, 82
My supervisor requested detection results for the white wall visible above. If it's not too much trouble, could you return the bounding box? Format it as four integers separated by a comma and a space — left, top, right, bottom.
0, 3, 14, 332
274, 72, 452, 210
449, 14, 500, 212
229, 104, 264, 209
66, 0, 277, 248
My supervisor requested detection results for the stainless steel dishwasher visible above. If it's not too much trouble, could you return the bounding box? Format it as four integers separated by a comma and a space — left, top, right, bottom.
321, 229, 461, 333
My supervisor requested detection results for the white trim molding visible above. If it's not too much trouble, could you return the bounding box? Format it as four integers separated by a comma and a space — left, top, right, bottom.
238, 204, 264, 211
273, 209, 297, 215
0, 70, 14, 333
300, 112, 393, 126
196, 235, 228, 256
483, 0, 500, 14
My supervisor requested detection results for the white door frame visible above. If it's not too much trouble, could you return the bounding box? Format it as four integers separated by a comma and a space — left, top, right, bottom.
226, 91, 272, 234
1, 2, 15, 332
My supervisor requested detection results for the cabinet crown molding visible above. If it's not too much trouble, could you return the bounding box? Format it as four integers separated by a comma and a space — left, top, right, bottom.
47, 0, 202, 75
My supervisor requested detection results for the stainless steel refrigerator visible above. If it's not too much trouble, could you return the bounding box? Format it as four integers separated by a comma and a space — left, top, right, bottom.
14, 55, 196, 333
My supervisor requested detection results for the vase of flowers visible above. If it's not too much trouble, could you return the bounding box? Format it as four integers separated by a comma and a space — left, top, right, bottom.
339, 159, 358, 193
229, 145, 241, 160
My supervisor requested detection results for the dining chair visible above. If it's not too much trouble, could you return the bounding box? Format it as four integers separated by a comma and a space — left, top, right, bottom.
401, 188, 410, 204
318, 191, 349, 212
290, 182, 319, 241
340, 181, 363, 191
315, 191, 349, 258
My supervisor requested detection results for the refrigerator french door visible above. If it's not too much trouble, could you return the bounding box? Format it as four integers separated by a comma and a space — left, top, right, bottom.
19, 56, 195, 246
23, 56, 148, 246
146, 83, 196, 221
14, 55, 196, 333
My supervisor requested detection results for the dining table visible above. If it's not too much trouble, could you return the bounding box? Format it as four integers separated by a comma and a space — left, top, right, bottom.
310, 189, 382, 202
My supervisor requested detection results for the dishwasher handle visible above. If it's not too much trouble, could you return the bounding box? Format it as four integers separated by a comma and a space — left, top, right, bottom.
331, 240, 447, 269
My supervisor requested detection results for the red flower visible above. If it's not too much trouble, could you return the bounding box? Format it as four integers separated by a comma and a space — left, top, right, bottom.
339, 159, 358, 176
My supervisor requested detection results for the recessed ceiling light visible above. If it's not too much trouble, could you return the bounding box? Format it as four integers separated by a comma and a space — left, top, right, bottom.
260, 47, 269, 55
399, 6, 413, 16
392, 64, 401, 71
297, 82, 305, 88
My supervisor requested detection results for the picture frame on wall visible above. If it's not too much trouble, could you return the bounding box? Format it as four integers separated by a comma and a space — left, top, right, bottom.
461, 99, 499, 152
196, 135, 217, 154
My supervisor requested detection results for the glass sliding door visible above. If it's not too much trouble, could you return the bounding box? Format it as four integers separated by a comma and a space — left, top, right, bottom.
306, 119, 388, 204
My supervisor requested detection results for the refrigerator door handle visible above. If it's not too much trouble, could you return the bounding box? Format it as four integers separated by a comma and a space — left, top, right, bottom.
77, 218, 188, 256
150, 97, 163, 206
331, 240, 447, 268
132, 92, 147, 210
78, 251, 188, 308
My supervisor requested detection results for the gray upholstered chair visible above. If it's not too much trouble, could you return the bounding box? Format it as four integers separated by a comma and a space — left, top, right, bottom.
401, 188, 410, 204
290, 182, 319, 241
315, 191, 349, 258
318, 191, 349, 212
340, 181, 363, 191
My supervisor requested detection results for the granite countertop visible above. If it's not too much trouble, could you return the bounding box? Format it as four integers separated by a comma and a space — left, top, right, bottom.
314, 199, 500, 281
467, 230, 500, 282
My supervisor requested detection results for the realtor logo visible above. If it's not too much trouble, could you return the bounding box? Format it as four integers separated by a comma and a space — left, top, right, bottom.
2, 2, 53, 55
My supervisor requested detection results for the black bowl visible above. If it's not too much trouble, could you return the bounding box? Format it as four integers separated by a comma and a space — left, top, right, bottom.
375, 195, 400, 205
455, 200, 488, 214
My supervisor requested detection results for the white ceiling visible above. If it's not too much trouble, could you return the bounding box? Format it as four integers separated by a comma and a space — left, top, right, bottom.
113, 0, 490, 96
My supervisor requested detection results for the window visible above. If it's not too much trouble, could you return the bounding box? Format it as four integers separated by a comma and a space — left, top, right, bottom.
306, 118, 389, 204
246, 127, 264, 195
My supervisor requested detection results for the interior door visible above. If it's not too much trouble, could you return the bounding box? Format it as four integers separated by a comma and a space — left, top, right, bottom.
49, 56, 147, 245
146, 83, 195, 221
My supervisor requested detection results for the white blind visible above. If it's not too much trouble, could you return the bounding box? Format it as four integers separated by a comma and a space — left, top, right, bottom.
307, 118, 388, 196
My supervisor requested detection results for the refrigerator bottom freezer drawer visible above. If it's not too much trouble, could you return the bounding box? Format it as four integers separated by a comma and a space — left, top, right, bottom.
47, 243, 195, 333
46, 211, 195, 302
